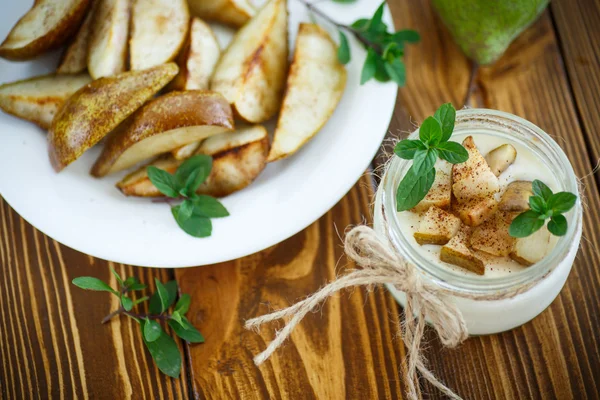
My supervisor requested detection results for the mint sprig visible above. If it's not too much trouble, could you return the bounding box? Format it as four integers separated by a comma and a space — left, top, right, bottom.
147, 155, 229, 238
299, 0, 419, 86
509, 180, 577, 238
72, 269, 204, 378
394, 103, 468, 211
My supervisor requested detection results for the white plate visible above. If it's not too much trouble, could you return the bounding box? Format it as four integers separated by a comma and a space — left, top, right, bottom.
0, 1, 397, 267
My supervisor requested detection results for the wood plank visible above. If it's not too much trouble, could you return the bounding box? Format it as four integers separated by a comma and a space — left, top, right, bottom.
0, 198, 189, 400
175, 175, 408, 399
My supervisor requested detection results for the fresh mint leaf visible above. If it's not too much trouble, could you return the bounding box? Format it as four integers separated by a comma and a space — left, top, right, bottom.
192, 195, 229, 218
72, 277, 118, 295
121, 295, 133, 311
111, 267, 124, 286
419, 117, 443, 146
155, 279, 170, 313
373, 53, 390, 82
178, 199, 194, 221
169, 318, 205, 343
149, 280, 178, 314
175, 155, 212, 190
361, 48, 377, 84
529, 196, 546, 214
368, 2, 386, 32
383, 57, 406, 86
147, 167, 180, 198
392, 30, 420, 44
547, 192, 577, 214
396, 166, 435, 212
175, 294, 191, 314
433, 103, 456, 142
532, 180, 552, 201
338, 31, 351, 64
143, 318, 162, 342
382, 42, 398, 59
171, 207, 212, 238
436, 141, 468, 164
133, 296, 149, 306
548, 214, 567, 236
129, 282, 148, 291
509, 210, 545, 238
351, 18, 369, 31
141, 324, 182, 378
171, 311, 185, 328
412, 149, 437, 176
124, 276, 138, 287
394, 140, 426, 160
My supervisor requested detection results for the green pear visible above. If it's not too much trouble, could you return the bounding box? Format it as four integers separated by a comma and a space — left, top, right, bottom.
431, 0, 550, 65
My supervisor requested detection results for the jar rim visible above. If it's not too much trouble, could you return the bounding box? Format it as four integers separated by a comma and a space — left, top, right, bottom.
380, 108, 583, 297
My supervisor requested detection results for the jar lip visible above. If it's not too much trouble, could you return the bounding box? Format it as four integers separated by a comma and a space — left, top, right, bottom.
381, 108, 583, 296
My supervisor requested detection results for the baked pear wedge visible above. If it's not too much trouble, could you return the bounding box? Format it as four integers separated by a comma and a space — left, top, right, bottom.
268, 23, 346, 162
56, 5, 95, 74
413, 206, 461, 245
117, 125, 268, 197
0, 0, 90, 60
48, 63, 178, 171
440, 226, 485, 275
172, 142, 202, 160
210, 0, 288, 123
0, 73, 91, 129
87, 0, 130, 79
91, 91, 233, 177
188, 0, 255, 28
452, 136, 500, 202
129, 0, 189, 71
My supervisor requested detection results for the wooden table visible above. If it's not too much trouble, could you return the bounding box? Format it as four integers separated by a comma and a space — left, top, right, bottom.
1, 0, 599, 399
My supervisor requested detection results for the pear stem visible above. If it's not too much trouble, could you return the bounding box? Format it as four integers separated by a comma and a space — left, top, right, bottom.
463, 62, 479, 108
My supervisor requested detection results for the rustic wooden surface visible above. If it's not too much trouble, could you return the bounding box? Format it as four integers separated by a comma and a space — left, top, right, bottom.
1, 0, 599, 399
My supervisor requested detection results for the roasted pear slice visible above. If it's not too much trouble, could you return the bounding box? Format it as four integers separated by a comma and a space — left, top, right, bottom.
452, 136, 500, 202
485, 143, 517, 176
48, 63, 178, 171
453, 196, 498, 227
56, 5, 94, 74
91, 91, 233, 177
268, 23, 347, 162
510, 226, 552, 266
440, 226, 485, 275
188, 0, 255, 28
210, 0, 288, 123
498, 181, 533, 212
129, 0, 189, 71
87, 0, 130, 79
0, 73, 91, 129
172, 141, 202, 160
413, 206, 461, 245
412, 170, 452, 213
0, 0, 90, 60
470, 211, 516, 257
117, 125, 268, 197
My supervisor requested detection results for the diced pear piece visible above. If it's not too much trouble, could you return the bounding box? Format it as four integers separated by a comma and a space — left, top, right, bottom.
0, 0, 90, 60
412, 170, 452, 213
87, 0, 130, 79
510, 226, 552, 266
48, 63, 179, 171
413, 206, 461, 245
210, 0, 288, 123
470, 211, 516, 257
172, 141, 202, 160
91, 91, 233, 177
453, 196, 498, 227
485, 143, 517, 176
499, 180, 532, 212
452, 136, 500, 202
187, 0, 255, 28
129, 0, 189, 71
440, 226, 485, 275
0, 73, 91, 129
57, 6, 94, 74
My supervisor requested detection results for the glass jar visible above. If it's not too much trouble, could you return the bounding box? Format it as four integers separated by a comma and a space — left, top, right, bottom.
373, 109, 583, 335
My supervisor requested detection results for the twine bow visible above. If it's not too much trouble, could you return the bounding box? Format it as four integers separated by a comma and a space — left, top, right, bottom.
245, 225, 469, 400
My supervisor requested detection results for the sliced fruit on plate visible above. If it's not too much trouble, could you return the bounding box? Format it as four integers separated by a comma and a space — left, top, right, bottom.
411, 170, 452, 213
210, 0, 288, 123
56, 5, 95, 74
117, 125, 269, 197
0, 73, 91, 129
48, 63, 178, 171
470, 211, 516, 257
453, 196, 498, 227
91, 90, 233, 177
498, 180, 532, 212
169, 18, 221, 91
0, 0, 90, 60
440, 225, 485, 275
188, 0, 255, 28
413, 206, 461, 245
452, 136, 500, 202
172, 141, 202, 160
267, 23, 347, 162
485, 143, 517, 177
510, 225, 552, 266
87, 0, 130, 79
129, 0, 189, 71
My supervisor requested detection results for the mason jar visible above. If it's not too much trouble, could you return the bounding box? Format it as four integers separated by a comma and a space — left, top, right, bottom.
373, 109, 583, 335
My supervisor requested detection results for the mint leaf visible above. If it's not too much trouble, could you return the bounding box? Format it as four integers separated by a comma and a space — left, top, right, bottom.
360, 48, 377, 84
129, 282, 148, 291
392, 30, 420, 44
171, 311, 185, 328
433, 103, 456, 142
509, 210, 545, 238
394, 140, 426, 160
548, 214, 567, 236
147, 167, 180, 198
111, 267, 124, 287
169, 318, 204, 343
419, 117, 443, 146
133, 296, 149, 306
383, 57, 406, 86
436, 141, 468, 164
155, 279, 170, 313
338, 31, 351, 64
373, 53, 390, 82
547, 192, 577, 214
175, 294, 191, 314
149, 280, 178, 314
396, 166, 435, 212
369, 2, 385, 32
171, 207, 212, 238
143, 318, 162, 342
412, 149, 437, 176
175, 155, 211, 190
121, 295, 133, 311
178, 199, 194, 220
192, 195, 229, 218
124, 276, 138, 287
72, 277, 118, 295
141, 324, 181, 378
351, 18, 369, 31
529, 196, 546, 214
532, 180, 553, 201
